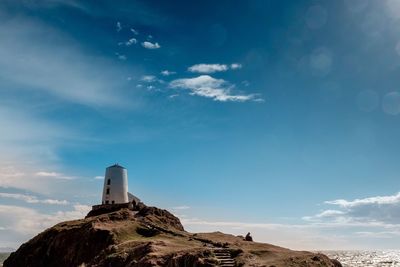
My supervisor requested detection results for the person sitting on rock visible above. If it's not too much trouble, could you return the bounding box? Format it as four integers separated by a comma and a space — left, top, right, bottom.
245, 232, 253, 241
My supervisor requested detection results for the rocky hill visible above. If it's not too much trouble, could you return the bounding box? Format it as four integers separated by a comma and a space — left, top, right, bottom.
4, 204, 342, 267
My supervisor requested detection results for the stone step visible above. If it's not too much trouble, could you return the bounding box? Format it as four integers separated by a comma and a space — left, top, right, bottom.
214, 249, 235, 267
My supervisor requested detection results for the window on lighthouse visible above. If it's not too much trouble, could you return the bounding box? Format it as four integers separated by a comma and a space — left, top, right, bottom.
106, 188, 110, 194
107, 179, 110, 185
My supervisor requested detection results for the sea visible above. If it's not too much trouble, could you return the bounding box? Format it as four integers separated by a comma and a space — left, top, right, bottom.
323, 250, 400, 267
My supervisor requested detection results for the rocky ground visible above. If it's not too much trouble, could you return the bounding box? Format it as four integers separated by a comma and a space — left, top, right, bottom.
4, 204, 342, 267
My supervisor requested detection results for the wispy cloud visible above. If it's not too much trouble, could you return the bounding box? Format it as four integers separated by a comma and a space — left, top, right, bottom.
169, 75, 259, 102
141, 75, 165, 85
142, 41, 161, 49
168, 94, 179, 99
130, 28, 139, 35
116, 21, 122, 32
0, 193, 68, 205
325, 192, 400, 208
119, 38, 137, 46
161, 70, 176, 76
230, 63, 242, 69
0, 105, 77, 193
35, 171, 75, 180
0, 16, 130, 108
188, 64, 228, 73
188, 63, 243, 74
141, 75, 157, 82
172, 205, 190, 210
94, 176, 103, 180
115, 52, 127, 60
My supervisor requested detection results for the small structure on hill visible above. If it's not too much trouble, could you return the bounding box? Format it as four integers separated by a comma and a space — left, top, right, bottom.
88, 164, 142, 217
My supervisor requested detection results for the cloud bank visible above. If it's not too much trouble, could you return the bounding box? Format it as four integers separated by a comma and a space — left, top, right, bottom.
305, 192, 400, 225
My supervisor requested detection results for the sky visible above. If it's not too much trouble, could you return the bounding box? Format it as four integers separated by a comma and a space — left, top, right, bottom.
1, 0, 400, 251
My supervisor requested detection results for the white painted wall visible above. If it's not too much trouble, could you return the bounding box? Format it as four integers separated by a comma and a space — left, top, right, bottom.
102, 164, 128, 204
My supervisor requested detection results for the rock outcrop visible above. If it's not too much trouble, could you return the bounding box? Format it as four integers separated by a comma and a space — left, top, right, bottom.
4, 204, 342, 267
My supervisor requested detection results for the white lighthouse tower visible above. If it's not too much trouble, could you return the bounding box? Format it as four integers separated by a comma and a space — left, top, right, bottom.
102, 164, 129, 205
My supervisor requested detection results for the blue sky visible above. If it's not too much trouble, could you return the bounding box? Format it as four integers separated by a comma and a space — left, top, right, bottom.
1, 0, 400, 250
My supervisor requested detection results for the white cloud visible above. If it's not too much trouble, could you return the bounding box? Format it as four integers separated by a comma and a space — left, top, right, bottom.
161, 70, 176, 76
315, 209, 346, 218
141, 75, 157, 82
116, 21, 122, 32
94, 176, 103, 180
0, 166, 77, 194
169, 75, 258, 102
325, 192, 400, 208
141, 41, 160, 49
0, 204, 91, 236
306, 192, 400, 225
188, 64, 228, 74
188, 63, 243, 73
0, 193, 68, 205
230, 63, 242, 69
140, 75, 164, 85
0, 203, 92, 249
130, 28, 139, 35
122, 38, 137, 46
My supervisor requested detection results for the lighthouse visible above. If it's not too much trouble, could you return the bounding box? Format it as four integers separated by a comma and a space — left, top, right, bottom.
87, 164, 142, 217
102, 164, 129, 205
